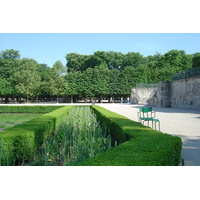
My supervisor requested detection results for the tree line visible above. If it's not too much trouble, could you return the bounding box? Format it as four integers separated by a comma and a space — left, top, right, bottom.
0, 49, 200, 103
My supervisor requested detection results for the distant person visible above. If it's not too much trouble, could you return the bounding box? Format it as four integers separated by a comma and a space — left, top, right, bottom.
127, 97, 130, 103
120, 97, 123, 103
110, 97, 113, 103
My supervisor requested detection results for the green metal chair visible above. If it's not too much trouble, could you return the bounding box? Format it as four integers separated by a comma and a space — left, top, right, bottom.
137, 107, 160, 131
152, 118, 160, 131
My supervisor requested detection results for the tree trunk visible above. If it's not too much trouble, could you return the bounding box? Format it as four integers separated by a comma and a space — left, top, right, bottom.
71, 95, 73, 103
5, 96, 9, 103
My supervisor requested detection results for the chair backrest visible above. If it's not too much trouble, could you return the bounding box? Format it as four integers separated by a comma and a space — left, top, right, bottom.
139, 107, 155, 118
139, 107, 152, 112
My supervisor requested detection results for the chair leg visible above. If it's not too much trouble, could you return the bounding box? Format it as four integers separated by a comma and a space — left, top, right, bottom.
151, 120, 154, 129
154, 120, 160, 131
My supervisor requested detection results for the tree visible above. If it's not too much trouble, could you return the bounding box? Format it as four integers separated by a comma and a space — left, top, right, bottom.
147, 52, 163, 69
106, 51, 124, 70
162, 50, 192, 71
92, 66, 109, 101
0, 49, 20, 60
0, 49, 20, 100
108, 69, 121, 100
79, 68, 95, 99
37, 63, 51, 82
192, 52, 200, 68
83, 54, 108, 69
14, 60, 41, 101
0, 59, 19, 83
119, 66, 146, 96
65, 71, 81, 103
43, 67, 68, 101
52, 60, 66, 76
66, 53, 86, 72
0, 78, 15, 99
43, 61, 68, 101
122, 52, 148, 69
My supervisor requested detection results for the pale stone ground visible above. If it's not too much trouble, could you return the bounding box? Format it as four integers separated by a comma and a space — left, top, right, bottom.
2, 102, 200, 166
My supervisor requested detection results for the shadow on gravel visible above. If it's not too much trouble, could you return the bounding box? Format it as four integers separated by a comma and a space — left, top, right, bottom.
175, 134, 200, 166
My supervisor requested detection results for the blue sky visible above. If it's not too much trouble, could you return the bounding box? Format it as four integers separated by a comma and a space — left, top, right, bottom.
0, 33, 200, 67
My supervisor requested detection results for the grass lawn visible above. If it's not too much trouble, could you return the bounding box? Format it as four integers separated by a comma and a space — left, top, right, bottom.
0, 113, 43, 131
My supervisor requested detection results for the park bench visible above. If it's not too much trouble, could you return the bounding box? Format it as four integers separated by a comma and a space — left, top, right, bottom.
137, 107, 160, 131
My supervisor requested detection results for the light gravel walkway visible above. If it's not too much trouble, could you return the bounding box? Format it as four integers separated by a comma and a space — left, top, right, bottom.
98, 103, 200, 166
2, 102, 200, 166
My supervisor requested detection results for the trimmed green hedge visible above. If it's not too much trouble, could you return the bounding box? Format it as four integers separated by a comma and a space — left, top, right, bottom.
0, 106, 73, 165
78, 105, 182, 166
0, 105, 64, 113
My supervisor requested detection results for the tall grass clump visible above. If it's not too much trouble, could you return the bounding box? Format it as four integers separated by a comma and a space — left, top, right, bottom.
27, 106, 111, 166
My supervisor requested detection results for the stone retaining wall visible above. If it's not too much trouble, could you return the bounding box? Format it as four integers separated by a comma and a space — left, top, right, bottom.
130, 87, 157, 104
170, 76, 200, 109
130, 76, 200, 109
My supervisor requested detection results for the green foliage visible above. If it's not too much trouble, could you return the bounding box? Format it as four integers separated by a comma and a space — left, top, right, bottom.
0, 106, 73, 165
66, 53, 86, 72
122, 52, 148, 69
0, 49, 20, 60
106, 51, 124, 69
163, 50, 192, 71
78, 105, 182, 166
108, 69, 121, 97
192, 52, 200, 68
42, 66, 67, 99
92, 66, 110, 98
65, 71, 81, 96
0, 48, 197, 101
0, 105, 64, 113
0, 78, 15, 96
14, 59, 41, 98
0, 105, 182, 166
52, 60, 67, 76
27, 106, 111, 166
0, 113, 43, 130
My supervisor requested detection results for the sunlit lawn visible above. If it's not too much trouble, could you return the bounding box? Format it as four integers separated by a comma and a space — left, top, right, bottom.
0, 113, 43, 130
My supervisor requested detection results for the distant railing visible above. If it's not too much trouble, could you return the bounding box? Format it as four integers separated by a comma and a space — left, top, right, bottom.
172, 67, 200, 81
136, 83, 158, 88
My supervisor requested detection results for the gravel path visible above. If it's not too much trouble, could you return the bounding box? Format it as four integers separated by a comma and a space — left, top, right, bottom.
98, 103, 200, 166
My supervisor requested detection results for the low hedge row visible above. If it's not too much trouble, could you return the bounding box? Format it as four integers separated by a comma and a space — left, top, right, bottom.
0, 105, 64, 113
78, 105, 182, 166
0, 106, 73, 165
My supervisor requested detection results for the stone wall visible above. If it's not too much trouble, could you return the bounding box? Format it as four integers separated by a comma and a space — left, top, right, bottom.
130, 87, 157, 104
170, 76, 200, 109
130, 76, 200, 109
148, 81, 171, 108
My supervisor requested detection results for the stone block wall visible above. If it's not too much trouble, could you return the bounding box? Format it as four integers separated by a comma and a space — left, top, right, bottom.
170, 76, 200, 109
130, 76, 200, 109
130, 87, 157, 104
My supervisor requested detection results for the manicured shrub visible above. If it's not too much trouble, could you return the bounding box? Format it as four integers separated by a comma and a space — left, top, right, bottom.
0, 106, 73, 165
0, 106, 64, 113
27, 106, 111, 166
78, 105, 182, 166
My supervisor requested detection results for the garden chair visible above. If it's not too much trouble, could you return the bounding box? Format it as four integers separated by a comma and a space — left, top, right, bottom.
137, 107, 160, 131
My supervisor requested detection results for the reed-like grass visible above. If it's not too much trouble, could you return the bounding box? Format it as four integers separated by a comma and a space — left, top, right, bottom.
27, 106, 111, 166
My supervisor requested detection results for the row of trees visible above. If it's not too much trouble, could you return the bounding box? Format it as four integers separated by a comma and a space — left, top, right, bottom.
66, 50, 200, 73
0, 49, 67, 103
0, 49, 200, 103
